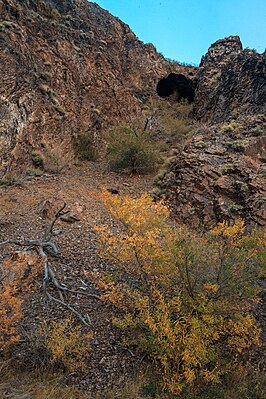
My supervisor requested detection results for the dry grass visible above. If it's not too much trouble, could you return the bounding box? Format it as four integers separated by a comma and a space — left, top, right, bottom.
0, 361, 87, 399
0, 361, 154, 399
1, 360, 265, 399
188, 366, 266, 399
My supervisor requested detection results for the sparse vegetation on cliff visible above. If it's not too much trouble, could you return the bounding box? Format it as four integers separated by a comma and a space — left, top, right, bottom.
74, 132, 98, 161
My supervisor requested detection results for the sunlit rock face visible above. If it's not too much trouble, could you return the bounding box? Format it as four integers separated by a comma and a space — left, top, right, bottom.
0, 0, 197, 174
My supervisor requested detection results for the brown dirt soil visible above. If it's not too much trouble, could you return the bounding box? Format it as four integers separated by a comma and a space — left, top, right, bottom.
0, 160, 154, 394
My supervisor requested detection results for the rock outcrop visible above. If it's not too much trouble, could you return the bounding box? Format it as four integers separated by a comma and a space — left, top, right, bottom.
0, 0, 195, 174
156, 37, 266, 228
194, 36, 266, 122
157, 116, 266, 228
1, 4, 265, 228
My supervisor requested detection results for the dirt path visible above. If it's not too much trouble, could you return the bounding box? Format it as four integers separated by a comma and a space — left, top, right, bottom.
0, 161, 154, 393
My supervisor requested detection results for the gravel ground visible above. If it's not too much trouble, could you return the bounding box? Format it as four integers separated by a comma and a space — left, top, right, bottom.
0, 160, 265, 394
0, 161, 154, 394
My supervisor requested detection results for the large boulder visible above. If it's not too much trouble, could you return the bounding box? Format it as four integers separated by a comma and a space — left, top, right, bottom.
156, 116, 266, 228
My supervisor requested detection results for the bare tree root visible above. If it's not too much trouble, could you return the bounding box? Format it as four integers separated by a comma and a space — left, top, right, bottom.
0, 203, 100, 326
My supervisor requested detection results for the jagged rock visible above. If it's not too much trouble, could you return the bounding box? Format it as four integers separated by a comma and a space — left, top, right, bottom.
194, 36, 266, 122
39, 197, 85, 222
155, 36, 266, 228
39, 197, 68, 220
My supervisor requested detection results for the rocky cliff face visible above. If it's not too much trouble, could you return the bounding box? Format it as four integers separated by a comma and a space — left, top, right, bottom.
0, 0, 194, 175
157, 36, 266, 228
194, 36, 266, 122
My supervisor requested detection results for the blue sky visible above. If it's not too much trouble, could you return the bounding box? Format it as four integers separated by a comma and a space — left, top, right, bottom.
94, 0, 266, 65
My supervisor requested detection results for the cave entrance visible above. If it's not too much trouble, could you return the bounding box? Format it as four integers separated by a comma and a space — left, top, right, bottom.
156, 73, 195, 103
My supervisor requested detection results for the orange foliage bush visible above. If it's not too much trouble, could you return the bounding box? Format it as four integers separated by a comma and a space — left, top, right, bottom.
0, 252, 42, 350
92, 191, 265, 397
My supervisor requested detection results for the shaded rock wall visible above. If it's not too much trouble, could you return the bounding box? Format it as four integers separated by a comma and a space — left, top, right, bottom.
194, 36, 266, 122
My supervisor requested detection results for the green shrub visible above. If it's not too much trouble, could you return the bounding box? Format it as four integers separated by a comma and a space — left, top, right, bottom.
0, 21, 18, 31
221, 164, 236, 174
0, 178, 12, 187
41, 3, 61, 20
74, 132, 98, 161
221, 120, 243, 133
225, 141, 246, 153
153, 168, 168, 185
0, 172, 19, 187
107, 126, 159, 174
250, 127, 263, 137
151, 186, 166, 198
32, 150, 44, 168
26, 168, 43, 177
143, 98, 193, 151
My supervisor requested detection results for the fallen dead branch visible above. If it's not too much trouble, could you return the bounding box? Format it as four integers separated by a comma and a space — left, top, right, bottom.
0, 203, 100, 326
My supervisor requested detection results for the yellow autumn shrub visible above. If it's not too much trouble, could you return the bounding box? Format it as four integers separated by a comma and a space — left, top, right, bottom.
92, 191, 264, 397
42, 318, 92, 373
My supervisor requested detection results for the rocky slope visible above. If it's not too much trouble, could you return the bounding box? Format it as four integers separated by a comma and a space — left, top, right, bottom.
0, 0, 195, 175
157, 36, 266, 228
0, 160, 154, 393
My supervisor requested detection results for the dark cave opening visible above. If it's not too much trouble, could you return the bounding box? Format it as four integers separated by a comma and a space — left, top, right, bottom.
156, 73, 195, 103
